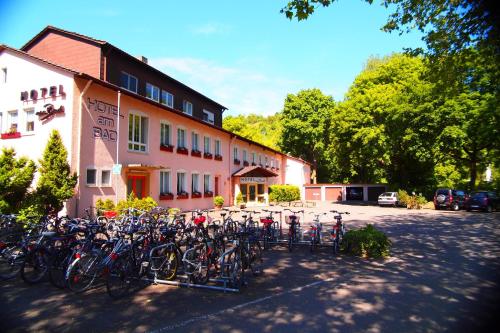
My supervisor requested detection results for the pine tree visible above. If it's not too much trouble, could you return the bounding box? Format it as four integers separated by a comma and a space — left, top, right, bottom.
0, 148, 36, 213
36, 130, 77, 213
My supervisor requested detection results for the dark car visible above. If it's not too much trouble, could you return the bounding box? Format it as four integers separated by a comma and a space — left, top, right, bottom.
434, 189, 468, 211
465, 191, 499, 212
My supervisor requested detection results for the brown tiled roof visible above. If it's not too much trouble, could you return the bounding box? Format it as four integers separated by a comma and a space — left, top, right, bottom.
232, 166, 278, 177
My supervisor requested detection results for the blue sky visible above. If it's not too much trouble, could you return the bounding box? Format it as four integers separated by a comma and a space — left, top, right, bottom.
0, 0, 424, 117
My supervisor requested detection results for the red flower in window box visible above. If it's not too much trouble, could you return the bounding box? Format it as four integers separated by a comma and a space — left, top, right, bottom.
1, 132, 21, 139
191, 150, 202, 157
214, 155, 223, 161
176, 147, 189, 155
243, 161, 249, 166
191, 191, 202, 198
234, 159, 241, 165
160, 144, 174, 152
203, 152, 213, 159
159, 193, 174, 200
204, 191, 214, 198
177, 192, 189, 199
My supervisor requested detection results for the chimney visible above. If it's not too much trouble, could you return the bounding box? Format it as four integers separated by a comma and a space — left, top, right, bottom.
136, 55, 148, 64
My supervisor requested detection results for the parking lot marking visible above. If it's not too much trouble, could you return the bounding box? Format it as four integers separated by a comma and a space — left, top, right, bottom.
149, 277, 337, 333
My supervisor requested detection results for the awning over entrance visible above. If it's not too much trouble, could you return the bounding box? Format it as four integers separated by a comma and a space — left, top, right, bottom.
232, 165, 278, 177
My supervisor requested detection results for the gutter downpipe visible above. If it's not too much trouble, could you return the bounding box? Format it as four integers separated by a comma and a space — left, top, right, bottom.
76, 79, 93, 217
115, 91, 121, 205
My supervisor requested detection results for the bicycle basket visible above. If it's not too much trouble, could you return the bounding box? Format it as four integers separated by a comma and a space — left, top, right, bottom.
194, 216, 206, 225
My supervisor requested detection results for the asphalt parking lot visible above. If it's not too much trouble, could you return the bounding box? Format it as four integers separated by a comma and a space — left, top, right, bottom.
1, 204, 499, 332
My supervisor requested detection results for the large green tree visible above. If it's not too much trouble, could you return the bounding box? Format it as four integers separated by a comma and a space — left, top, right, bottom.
0, 148, 36, 213
36, 130, 78, 213
279, 88, 335, 182
223, 113, 282, 151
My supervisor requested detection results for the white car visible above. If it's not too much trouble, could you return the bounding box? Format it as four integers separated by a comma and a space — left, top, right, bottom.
378, 192, 399, 207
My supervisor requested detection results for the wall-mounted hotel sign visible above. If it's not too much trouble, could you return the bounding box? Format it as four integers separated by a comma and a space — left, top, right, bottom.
240, 177, 266, 184
20, 85, 66, 101
87, 98, 123, 142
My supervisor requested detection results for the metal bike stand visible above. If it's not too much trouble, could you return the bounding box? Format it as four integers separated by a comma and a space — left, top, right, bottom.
148, 275, 240, 293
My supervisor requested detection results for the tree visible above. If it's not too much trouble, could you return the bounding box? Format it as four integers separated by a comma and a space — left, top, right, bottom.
279, 89, 335, 182
223, 113, 282, 151
0, 148, 36, 213
36, 130, 78, 213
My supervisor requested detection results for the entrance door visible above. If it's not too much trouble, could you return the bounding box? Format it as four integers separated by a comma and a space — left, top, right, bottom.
249, 184, 257, 202
214, 176, 219, 196
127, 175, 146, 198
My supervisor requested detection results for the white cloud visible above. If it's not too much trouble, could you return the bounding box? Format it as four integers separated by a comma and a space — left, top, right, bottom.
149, 57, 301, 116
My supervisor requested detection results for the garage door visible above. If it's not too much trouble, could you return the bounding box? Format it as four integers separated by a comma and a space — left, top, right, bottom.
325, 187, 342, 202
368, 186, 386, 201
305, 187, 321, 201
346, 187, 364, 201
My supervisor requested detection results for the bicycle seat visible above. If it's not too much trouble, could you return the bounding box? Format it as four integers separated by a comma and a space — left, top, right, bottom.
220, 213, 226, 217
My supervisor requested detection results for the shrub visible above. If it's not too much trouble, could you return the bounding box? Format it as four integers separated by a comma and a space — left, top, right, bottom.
236, 192, 244, 205
269, 185, 300, 202
95, 198, 116, 215
342, 224, 391, 258
214, 195, 224, 207
398, 189, 427, 209
114, 193, 158, 214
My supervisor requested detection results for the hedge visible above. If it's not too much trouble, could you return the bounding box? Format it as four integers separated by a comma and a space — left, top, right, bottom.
269, 185, 300, 203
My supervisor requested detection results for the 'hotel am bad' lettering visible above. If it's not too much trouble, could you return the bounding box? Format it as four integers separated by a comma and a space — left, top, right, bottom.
87, 98, 123, 142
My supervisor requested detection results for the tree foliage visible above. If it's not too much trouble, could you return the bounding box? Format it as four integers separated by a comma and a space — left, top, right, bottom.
223, 113, 282, 151
0, 148, 36, 213
36, 130, 78, 213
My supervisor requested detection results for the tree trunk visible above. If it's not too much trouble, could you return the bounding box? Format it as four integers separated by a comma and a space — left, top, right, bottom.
469, 158, 477, 191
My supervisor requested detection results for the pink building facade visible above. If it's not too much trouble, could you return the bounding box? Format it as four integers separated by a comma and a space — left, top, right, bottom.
1, 27, 311, 216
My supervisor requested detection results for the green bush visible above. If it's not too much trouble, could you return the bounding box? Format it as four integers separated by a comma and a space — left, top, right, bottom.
269, 185, 300, 202
342, 224, 391, 258
95, 198, 116, 215
113, 193, 158, 214
398, 189, 427, 209
214, 195, 224, 207
236, 192, 244, 205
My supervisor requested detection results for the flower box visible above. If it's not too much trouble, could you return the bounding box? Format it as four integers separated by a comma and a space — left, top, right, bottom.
214, 155, 223, 161
177, 192, 189, 199
251, 163, 256, 166
191, 150, 202, 157
177, 147, 189, 155
203, 153, 213, 159
243, 161, 249, 166
234, 159, 241, 165
191, 192, 202, 199
159, 193, 174, 200
160, 144, 174, 152
204, 191, 214, 198
1, 132, 21, 139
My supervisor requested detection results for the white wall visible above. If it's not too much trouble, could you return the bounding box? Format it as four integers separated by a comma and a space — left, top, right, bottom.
284, 157, 309, 199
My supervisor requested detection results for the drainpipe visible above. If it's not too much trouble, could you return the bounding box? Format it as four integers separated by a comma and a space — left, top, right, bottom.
76, 79, 93, 217
229, 134, 236, 205
115, 91, 121, 205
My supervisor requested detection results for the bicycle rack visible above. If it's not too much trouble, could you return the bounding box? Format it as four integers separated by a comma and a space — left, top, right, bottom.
147, 275, 240, 293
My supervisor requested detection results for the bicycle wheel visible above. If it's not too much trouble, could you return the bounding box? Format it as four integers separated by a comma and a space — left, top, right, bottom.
0, 244, 24, 280
288, 233, 293, 252
157, 248, 178, 281
48, 249, 73, 289
67, 254, 99, 293
225, 251, 243, 288
106, 256, 132, 299
190, 245, 210, 285
248, 241, 263, 276
21, 248, 49, 284
332, 236, 340, 255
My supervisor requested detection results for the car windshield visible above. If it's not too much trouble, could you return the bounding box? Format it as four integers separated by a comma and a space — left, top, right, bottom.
436, 189, 449, 195
380, 192, 394, 197
471, 192, 487, 198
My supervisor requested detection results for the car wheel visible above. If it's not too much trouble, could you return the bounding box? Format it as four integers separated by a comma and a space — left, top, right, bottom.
451, 202, 459, 211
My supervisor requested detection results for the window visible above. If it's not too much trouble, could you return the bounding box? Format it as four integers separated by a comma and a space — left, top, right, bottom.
25, 109, 35, 132
204, 174, 211, 193
192, 173, 200, 193
252, 152, 256, 164
1, 68, 6, 84
146, 83, 160, 102
161, 90, 174, 108
128, 113, 148, 152
177, 171, 187, 194
0, 112, 2, 133
183, 100, 193, 116
204, 136, 211, 154
86, 168, 97, 186
215, 139, 221, 156
265, 156, 268, 167
160, 170, 171, 194
243, 150, 247, 162
160, 122, 171, 146
177, 128, 186, 148
192, 132, 199, 151
8, 110, 18, 132
259, 155, 262, 165
101, 170, 111, 186
203, 109, 214, 124
233, 147, 239, 160
120, 71, 138, 93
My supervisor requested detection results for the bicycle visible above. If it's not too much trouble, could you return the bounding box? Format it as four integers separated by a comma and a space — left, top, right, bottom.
284, 209, 303, 252
260, 209, 280, 250
330, 210, 349, 255
308, 212, 327, 253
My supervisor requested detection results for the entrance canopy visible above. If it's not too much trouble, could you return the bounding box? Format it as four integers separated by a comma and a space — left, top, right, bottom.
232, 165, 278, 178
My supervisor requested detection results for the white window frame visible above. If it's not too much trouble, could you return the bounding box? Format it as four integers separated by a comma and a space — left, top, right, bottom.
120, 71, 138, 93
265, 156, 268, 167
177, 171, 187, 194
7, 110, 18, 132
0, 112, 3, 133
128, 111, 148, 153
202, 109, 214, 124
160, 170, 172, 194
24, 108, 35, 133
183, 100, 193, 116
161, 90, 174, 108
204, 136, 211, 154
177, 127, 187, 149
146, 83, 160, 102
252, 152, 256, 164
214, 139, 221, 156
233, 146, 239, 161
243, 149, 247, 162
100, 169, 112, 187
204, 174, 212, 193
191, 131, 199, 151
192, 172, 200, 193
86, 168, 97, 186
160, 121, 172, 146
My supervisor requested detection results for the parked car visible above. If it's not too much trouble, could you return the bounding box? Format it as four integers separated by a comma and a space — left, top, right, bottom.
465, 191, 499, 212
433, 189, 468, 211
378, 192, 399, 207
